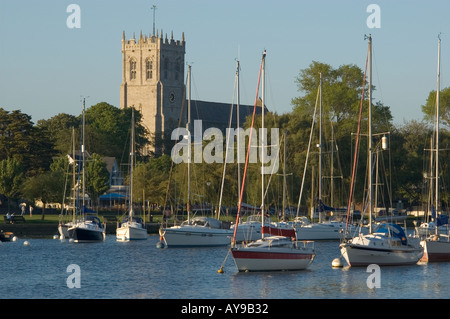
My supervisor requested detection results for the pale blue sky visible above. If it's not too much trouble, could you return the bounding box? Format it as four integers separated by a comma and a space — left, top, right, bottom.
0, 0, 449, 125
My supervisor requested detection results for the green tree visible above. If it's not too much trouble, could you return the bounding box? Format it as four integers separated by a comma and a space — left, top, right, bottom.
85, 103, 149, 163
0, 108, 55, 175
36, 113, 79, 155
422, 87, 450, 128
21, 170, 64, 220
84, 153, 110, 207
0, 157, 25, 209
289, 61, 393, 210
133, 155, 173, 206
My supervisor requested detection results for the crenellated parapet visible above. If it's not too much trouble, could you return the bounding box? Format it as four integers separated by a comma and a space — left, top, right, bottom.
122, 30, 185, 51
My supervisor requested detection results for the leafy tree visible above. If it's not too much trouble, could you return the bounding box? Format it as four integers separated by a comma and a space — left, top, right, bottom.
85, 103, 149, 164
0, 157, 25, 209
84, 153, 110, 207
0, 108, 55, 175
133, 155, 173, 206
422, 87, 450, 128
21, 170, 64, 220
36, 113, 79, 155
290, 61, 393, 210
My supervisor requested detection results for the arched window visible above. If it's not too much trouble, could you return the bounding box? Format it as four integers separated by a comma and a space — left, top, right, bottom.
146, 59, 153, 80
130, 59, 137, 80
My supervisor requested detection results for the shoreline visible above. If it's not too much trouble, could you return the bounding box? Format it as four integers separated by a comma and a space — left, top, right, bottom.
0, 222, 163, 238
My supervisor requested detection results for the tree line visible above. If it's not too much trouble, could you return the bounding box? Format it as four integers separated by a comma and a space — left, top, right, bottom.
0, 61, 449, 219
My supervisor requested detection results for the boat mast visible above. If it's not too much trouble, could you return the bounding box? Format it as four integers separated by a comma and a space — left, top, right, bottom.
72, 127, 76, 224
261, 50, 266, 239
282, 130, 287, 220
187, 64, 192, 223
318, 72, 323, 219
82, 98, 86, 218
435, 34, 441, 226
367, 34, 373, 233
236, 60, 241, 202
129, 107, 135, 219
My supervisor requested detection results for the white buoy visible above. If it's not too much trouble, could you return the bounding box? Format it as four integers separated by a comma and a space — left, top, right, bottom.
332, 257, 344, 268
69, 238, 74, 243
53, 235, 59, 239
23, 241, 30, 246
12, 236, 18, 242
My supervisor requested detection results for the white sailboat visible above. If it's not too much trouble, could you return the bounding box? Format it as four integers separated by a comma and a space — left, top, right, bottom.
340, 35, 423, 266
116, 108, 147, 241
58, 128, 76, 239
419, 35, 450, 262
231, 51, 315, 272
159, 65, 232, 247
68, 98, 106, 243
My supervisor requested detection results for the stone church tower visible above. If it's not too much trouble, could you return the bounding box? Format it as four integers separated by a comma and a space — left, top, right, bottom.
120, 30, 186, 154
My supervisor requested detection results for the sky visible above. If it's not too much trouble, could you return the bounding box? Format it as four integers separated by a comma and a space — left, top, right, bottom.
0, 0, 449, 126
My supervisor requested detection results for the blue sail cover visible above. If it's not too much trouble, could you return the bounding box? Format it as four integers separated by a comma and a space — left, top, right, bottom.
374, 223, 407, 245
431, 204, 448, 226
316, 199, 347, 213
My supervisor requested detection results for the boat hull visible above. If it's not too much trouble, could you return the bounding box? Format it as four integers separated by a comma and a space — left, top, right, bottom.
162, 226, 232, 247
0, 231, 14, 242
420, 237, 450, 262
231, 245, 315, 272
116, 223, 147, 241
68, 225, 105, 243
340, 242, 423, 266
231, 236, 315, 272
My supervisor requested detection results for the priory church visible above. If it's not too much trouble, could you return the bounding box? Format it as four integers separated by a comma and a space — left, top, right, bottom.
119, 29, 263, 155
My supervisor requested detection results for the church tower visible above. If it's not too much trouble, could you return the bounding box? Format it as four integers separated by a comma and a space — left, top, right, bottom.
120, 30, 186, 154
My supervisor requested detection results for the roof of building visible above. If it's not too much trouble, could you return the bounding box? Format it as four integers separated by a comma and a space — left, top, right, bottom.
189, 99, 265, 132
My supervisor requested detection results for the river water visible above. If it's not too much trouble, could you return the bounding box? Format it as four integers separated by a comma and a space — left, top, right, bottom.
1, 234, 449, 301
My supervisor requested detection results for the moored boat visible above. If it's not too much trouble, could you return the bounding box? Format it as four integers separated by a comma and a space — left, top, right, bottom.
418, 36, 450, 263
231, 236, 315, 272
229, 51, 315, 272
339, 35, 423, 267
161, 216, 232, 247
340, 223, 423, 266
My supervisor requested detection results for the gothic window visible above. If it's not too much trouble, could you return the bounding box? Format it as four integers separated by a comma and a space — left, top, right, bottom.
130, 59, 137, 80
146, 59, 153, 80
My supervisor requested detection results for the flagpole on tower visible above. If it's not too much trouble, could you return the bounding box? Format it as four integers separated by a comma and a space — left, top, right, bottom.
151, 5, 157, 36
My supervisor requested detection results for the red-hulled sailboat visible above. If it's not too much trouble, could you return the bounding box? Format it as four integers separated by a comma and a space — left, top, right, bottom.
229, 51, 315, 272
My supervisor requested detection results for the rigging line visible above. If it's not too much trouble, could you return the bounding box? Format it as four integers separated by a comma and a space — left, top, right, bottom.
295, 83, 321, 217
345, 48, 369, 233
372, 45, 384, 104
161, 71, 188, 227
217, 71, 238, 217
231, 54, 264, 246
263, 138, 281, 200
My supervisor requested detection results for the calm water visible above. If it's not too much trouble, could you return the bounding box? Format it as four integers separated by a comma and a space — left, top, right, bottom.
1, 234, 449, 299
